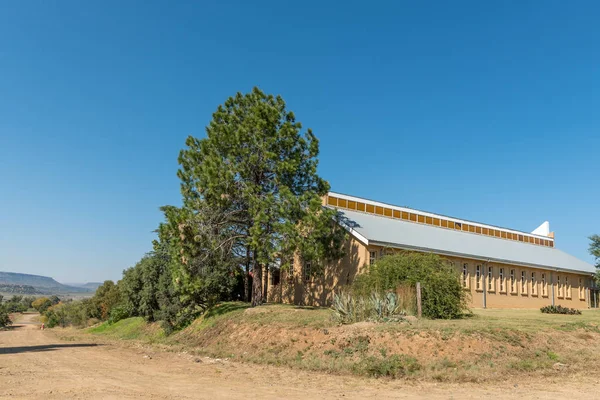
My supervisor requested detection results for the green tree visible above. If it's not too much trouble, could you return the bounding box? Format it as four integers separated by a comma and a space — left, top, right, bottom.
32, 297, 53, 313
590, 234, 600, 281
352, 252, 469, 319
91, 281, 121, 320
175, 87, 345, 306
0, 303, 10, 328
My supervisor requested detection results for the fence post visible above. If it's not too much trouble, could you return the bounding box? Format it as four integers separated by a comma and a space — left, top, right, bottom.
416, 282, 422, 319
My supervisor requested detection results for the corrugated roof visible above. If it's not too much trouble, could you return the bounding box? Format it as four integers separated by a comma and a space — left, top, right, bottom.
335, 208, 595, 274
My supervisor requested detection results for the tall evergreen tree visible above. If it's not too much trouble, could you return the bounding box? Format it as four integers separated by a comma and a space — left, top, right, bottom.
176, 87, 345, 306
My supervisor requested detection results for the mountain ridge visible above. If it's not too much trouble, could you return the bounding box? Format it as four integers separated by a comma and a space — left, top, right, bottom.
0, 271, 93, 294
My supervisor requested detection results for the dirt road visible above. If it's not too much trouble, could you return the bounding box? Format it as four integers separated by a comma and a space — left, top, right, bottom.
1, 313, 599, 399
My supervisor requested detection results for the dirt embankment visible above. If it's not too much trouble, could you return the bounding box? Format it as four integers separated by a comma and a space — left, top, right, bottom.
82, 305, 600, 384
3, 312, 600, 399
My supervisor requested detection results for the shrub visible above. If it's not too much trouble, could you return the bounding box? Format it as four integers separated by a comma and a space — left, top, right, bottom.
0, 304, 11, 328
352, 252, 469, 319
355, 354, 421, 378
32, 297, 53, 313
540, 305, 582, 315
108, 305, 129, 325
332, 291, 409, 324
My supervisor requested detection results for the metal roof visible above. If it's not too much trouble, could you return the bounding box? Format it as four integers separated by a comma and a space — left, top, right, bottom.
335, 208, 595, 275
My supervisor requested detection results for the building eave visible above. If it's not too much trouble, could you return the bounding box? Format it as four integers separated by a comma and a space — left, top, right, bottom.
369, 240, 596, 276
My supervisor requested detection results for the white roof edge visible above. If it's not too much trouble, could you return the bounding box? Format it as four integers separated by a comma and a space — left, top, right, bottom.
337, 218, 369, 246
370, 240, 595, 276
329, 192, 554, 241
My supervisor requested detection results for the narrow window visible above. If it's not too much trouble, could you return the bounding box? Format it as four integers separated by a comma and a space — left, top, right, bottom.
287, 264, 294, 282
521, 270, 527, 294
565, 276, 570, 298
270, 268, 281, 286
579, 278, 584, 300
476, 265, 482, 290
531, 272, 537, 296
541, 273, 546, 296
557, 276, 562, 297
462, 263, 469, 289
499, 268, 505, 292
303, 261, 312, 282
488, 267, 494, 291
369, 251, 377, 265
510, 269, 516, 293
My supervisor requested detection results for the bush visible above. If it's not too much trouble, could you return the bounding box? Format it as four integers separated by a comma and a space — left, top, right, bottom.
540, 305, 582, 315
355, 354, 421, 378
107, 305, 129, 324
32, 297, 53, 313
0, 304, 11, 328
352, 252, 469, 319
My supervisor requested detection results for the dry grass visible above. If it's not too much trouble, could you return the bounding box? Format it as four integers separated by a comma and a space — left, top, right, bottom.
86, 304, 600, 382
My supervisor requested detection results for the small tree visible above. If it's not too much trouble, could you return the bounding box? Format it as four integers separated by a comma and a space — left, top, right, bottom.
0, 303, 11, 328
590, 235, 600, 282
32, 297, 53, 313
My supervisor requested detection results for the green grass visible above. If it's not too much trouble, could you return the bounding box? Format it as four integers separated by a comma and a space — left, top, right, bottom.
88, 317, 165, 342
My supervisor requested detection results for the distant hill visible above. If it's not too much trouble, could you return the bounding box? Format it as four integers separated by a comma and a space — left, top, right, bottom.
0, 283, 41, 295
0, 272, 93, 294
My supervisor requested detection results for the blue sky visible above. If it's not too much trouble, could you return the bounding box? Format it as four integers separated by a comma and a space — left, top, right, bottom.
1, 1, 598, 283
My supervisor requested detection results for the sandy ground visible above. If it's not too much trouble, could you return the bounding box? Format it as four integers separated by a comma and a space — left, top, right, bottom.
1, 313, 600, 399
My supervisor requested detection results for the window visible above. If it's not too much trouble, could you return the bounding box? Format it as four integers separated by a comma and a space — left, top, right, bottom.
287, 265, 294, 282
531, 272, 537, 296
488, 267, 494, 291
521, 270, 527, 294
270, 268, 281, 286
579, 278, 585, 300
499, 268, 505, 292
565, 276, 571, 298
369, 251, 377, 265
541, 273, 547, 296
476, 265, 482, 290
462, 263, 469, 289
510, 269, 516, 293
557, 276, 562, 298
303, 261, 311, 282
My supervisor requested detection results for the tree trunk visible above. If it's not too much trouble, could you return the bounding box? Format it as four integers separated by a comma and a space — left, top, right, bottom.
263, 266, 269, 302
244, 248, 250, 302
252, 262, 263, 307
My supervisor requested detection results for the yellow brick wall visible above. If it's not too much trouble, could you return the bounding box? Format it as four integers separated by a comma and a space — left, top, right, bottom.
268, 240, 593, 310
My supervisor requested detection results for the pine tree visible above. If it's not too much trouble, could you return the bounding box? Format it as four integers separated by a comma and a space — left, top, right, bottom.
176, 87, 345, 306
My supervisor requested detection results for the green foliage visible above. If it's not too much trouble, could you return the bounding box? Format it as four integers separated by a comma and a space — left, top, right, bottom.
32, 297, 53, 313
174, 87, 345, 306
107, 305, 129, 324
354, 354, 421, 378
540, 305, 582, 315
43, 300, 94, 328
590, 235, 600, 281
352, 252, 469, 319
90, 281, 121, 320
0, 303, 11, 328
332, 291, 410, 324
3, 295, 29, 313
